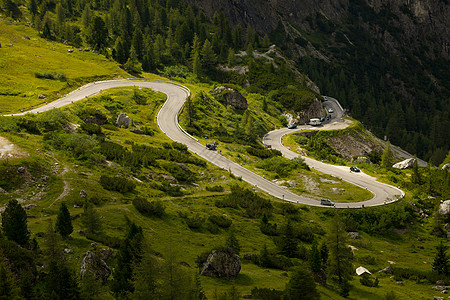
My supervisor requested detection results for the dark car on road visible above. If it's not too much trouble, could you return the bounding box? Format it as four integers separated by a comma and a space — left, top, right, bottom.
320, 198, 335, 206
350, 166, 360, 172
288, 123, 297, 129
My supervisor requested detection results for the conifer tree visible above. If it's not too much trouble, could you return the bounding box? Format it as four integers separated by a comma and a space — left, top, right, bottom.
432, 241, 449, 276
284, 268, 320, 300
309, 240, 322, 272
381, 141, 394, 168
200, 39, 217, 73
1, 199, 29, 245
411, 154, 422, 184
81, 202, 102, 235
281, 219, 298, 258
226, 229, 240, 255
0, 260, 20, 299
55, 202, 73, 238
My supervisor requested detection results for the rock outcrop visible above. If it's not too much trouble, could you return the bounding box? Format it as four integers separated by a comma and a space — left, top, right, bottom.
393, 158, 415, 169
214, 86, 248, 110
439, 200, 450, 218
80, 251, 111, 283
115, 113, 132, 128
200, 247, 241, 280
442, 163, 450, 170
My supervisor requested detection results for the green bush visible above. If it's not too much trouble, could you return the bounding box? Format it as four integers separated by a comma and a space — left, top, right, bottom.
251, 287, 283, 300
99, 175, 136, 193
80, 122, 102, 135
208, 215, 232, 228
257, 156, 309, 177
132, 197, 165, 217
34, 71, 66, 81
206, 185, 224, 192
85, 232, 122, 249
246, 146, 282, 159
185, 214, 204, 229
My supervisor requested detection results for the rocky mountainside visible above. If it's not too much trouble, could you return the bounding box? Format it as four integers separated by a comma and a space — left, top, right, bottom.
189, 0, 450, 164
189, 0, 449, 60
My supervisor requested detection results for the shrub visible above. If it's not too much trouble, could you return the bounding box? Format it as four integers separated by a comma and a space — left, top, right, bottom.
208, 215, 232, 228
99, 175, 136, 193
206, 185, 225, 192
80, 122, 102, 135
206, 222, 220, 234
256, 156, 309, 177
251, 287, 283, 300
185, 214, 204, 229
34, 71, 66, 80
132, 197, 165, 217
246, 146, 282, 159
360, 274, 379, 287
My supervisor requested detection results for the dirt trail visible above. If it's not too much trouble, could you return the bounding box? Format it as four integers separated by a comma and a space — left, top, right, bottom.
48, 165, 70, 208
0, 136, 28, 159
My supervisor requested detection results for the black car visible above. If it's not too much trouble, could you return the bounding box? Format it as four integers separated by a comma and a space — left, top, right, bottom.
350, 166, 360, 172
206, 143, 217, 150
320, 198, 335, 206
288, 123, 297, 129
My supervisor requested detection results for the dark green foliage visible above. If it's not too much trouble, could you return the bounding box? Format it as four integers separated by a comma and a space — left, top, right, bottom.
215, 185, 273, 218
1, 199, 29, 245
280, 220, 298, 258
259, 214, 278, 236
86, 16, 107, 50
0, 261, 20, 299
99, 175, 136, 193
111, 223, 143, 297
45, 261, 80, 299
208, 215, 232, 228
309, 241, 322, 272
251, 287, 283, 300
283, 268, 320, 300
55, 203, 73, 238
226, 230, 240, 255
432, 241, 449, 276
80, 122, 102, 135
34, 71, 66, 80
132, 197, 165, 217
206, 185, 224, 192
81, 202, 102, 235
185, 214, 205, 229
360, 274, 379, 287
85, 232, 121, 249
341, 203, 414, 234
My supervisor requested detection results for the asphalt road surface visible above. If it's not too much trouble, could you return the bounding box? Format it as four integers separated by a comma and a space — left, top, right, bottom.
6, 80, 404, 208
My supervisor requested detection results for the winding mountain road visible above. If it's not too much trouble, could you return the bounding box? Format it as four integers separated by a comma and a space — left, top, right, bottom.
6, 80, 404, 208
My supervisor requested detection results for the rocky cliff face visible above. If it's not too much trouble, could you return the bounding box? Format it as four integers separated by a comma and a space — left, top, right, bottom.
188, 0, 450, 60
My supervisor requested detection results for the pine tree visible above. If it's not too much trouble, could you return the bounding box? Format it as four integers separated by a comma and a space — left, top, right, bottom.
411, 154, 422, 185
226, 229, 240, 255
284, 268, 320, 300
259, 244, 271, 268
133, 247, 159, 299
381, 141, 394, 168
309, 240, 322, 272
327, 213, 353, 296
281, 219, 298, 258
81, 202, 102, 235
1, 199, 29, 245
87, 16, 107, 50
200, 39, 217, 73
55, 203, 73, 238
0, 261, 20, 299
432, 241, 449, 276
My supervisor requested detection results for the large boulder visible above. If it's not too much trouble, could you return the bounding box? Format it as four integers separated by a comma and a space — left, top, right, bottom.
115, 113, 132, 128
214, 86, 248, 110
80, 250, 111, 283
439, 200, 450, 218
393, 158, 415, 169
200, 247, 241, 280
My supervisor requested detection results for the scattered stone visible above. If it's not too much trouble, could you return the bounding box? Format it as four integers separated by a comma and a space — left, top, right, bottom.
214, 86, 248, 110
23, 204, 37, 210
417, 236, 422, 241
393, 158, 415, 169
200, 247, 241, 280
129, 128, 144, 134
90, 242, 97, 248
38, 94, 47, 99
348, 232, 360, 239
80, 251, 111, 283
396, 281, 403, 285
439, 200, 450, 218
433, 297, 444, 300
17, 166, 26, 174
73, 204, 82, 208
433, 286, 449, 291
67, 49, 74, 53
64, 248, 73, 254
242, 294, 252, 299
378, 265, 393, 274
436, 280, 446, 285
100, 248, 114, 260
80, 190, 87, 198
115, 113, 132, 128
78, 230, 86, 236
442, 163, 450, 170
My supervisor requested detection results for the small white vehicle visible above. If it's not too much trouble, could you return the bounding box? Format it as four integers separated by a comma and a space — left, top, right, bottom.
309, 118, 321, 126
